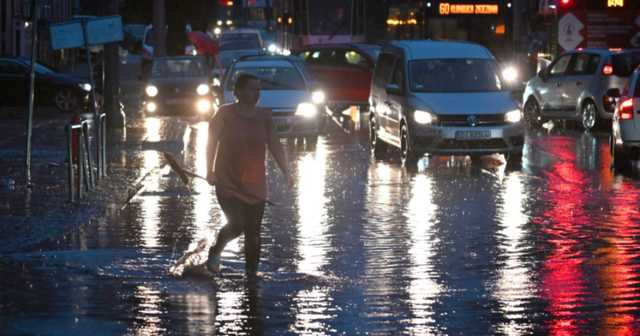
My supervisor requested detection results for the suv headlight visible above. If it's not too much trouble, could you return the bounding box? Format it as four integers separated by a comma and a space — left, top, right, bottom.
414, 110, 436, 125
197, 84, 210, 95
145, 85, 158, 97
296, 102, 318, 118
505, 109, 522, 123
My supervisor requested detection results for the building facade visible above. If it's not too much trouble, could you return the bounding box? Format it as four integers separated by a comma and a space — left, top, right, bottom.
0, 0, 74, 66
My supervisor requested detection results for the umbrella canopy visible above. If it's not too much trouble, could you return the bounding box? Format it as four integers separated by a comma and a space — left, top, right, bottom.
187, 31, 219, 56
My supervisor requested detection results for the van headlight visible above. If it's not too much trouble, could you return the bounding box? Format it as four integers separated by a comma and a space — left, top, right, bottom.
505, 109, 522, 123
311, 90, 325, 104
295, 102, 318, 118
414, 110, 436, 125
197, 84, 210, 95
145, 85, 158, 97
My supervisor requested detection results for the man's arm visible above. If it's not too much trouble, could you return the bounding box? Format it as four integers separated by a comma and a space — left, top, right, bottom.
206, 108, 224, 182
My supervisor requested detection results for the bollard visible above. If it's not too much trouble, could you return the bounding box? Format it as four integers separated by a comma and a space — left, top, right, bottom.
66, 124, 75, 202
82, 121, 95, 190
101, 114, 107, 177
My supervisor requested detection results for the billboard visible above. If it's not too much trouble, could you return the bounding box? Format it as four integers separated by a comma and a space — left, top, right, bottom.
558, 10, 640, 51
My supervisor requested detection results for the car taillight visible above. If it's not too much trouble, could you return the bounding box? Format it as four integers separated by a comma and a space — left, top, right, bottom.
619, 98, 634, 120
602, 64, 614, 76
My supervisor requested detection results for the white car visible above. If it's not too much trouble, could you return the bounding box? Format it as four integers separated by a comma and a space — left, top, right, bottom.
369, 40, 525, 166
611, 66, 640, 171
218, 55, 326, 143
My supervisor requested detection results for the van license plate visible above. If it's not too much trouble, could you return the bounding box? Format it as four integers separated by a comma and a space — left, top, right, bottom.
455, 130, 490, 140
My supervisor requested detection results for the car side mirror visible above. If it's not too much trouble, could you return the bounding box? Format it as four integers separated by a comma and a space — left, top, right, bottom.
606, 88, 621, 98
538, 70, 549, 82
385, 83, 402, 95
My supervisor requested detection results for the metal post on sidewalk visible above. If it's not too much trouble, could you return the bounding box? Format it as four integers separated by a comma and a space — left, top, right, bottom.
82, 121, 95, 189
66, 124, 75, 202
101, 113, 108, 177
25, 0, 38, 188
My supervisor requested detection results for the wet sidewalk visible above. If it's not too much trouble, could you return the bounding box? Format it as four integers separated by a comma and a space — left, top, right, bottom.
0, 109, 159, 254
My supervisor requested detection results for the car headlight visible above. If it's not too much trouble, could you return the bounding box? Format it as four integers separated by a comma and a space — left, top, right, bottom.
196, 99, 212, 113
414, 110, 436, 125
146, 101, 157, 113
295, 102, 318, 118
502, 66, 519, 83
505, 109, 522, 123
146, 85, 158, 97
78, 83, 92, 92
311, 90, 325, 104
212, 77, 221, 87
267, 43, 278, 54
197, 84, 210, 95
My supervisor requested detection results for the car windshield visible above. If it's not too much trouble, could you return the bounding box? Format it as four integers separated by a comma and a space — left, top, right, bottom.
409, 59, 503, 93
220, 39, 261, 51
151, 59, 207, 78
612, 52, 640, 77
225, 66, 305, 90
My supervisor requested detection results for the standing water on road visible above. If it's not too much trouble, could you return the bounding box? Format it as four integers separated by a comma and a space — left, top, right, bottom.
2, 116, 640, 335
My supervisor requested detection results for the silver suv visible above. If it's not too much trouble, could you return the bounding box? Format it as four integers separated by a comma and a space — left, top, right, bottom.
523, 49, 640, 130
369, 40, 524, 166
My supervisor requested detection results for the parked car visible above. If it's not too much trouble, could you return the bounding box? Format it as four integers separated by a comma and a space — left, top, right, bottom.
610, 66, 640, 171
143, 56, 214, 117
295, 43, 380, 114
0, 57, 91, 113
368, 40, 525, 166
523, 48, 640, 130
217, 55, 326, 143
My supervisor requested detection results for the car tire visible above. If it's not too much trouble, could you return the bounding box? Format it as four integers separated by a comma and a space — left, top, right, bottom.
581, 100, 598, 131
524, 98, 542, 129
54, 88, 79, 113
611, 136, 630, 172
400, 123, 419, 166
505, 151, 523, 170
369, 116, 388, 159
305, 136, 318, 147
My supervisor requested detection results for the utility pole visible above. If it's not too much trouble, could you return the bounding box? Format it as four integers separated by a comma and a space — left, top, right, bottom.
102, 0, 125, 127
25, 0, 38, 187
153, 0, 167, 57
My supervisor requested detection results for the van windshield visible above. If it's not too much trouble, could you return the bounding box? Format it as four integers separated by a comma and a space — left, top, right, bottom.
409, 59, 503, 93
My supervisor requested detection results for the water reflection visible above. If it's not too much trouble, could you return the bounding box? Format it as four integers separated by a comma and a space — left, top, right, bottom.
540, 136, 592, 335
140, 117, 162, 249
494, 173, 536, 335
292, 140, 333, 334
133, 285, 166, 335
406, 173, 441, 334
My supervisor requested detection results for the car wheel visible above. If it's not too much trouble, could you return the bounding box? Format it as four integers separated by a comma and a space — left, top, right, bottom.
581, 100, 598, 131
369, 116, 388, 159
400, 123, 419, 166
505, 151, 523, 170
611, 136, 630, 172
54, 89, 79, 113
524, 98, 542, 129
305, 136, 318, 147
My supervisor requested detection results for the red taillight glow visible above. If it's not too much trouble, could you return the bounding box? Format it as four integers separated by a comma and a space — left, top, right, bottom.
602, 64, 614, 76
619, 98, 634, 120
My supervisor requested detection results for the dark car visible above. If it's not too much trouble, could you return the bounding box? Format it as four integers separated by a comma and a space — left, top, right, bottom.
0, 57, 92, 113
294, 43, 380, 114
143, 56, 214, 117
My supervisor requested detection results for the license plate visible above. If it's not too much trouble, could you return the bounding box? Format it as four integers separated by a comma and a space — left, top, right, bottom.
166, 98, 188, 105
275, 120, 290, 132
455, 130, 491, 140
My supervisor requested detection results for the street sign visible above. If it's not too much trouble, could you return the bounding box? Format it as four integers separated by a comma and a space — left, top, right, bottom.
85, 16, 123, 45
558, 12, 584, 51
49, 21, 85, 50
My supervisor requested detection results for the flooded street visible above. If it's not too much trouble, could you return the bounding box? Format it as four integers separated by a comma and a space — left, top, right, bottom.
3, 115, 640, 335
